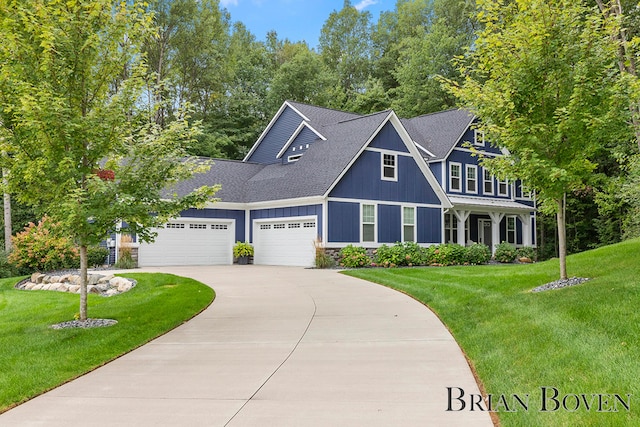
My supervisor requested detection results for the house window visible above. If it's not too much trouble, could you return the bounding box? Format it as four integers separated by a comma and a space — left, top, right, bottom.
483, 168, 494, 195
498, 178, 509, 196
403, 207, 415, 242
288, 154, 302, 162
381, 153, 397, 181
362, 204, 376, 242
444, 213, 458, 243
520, 183, 532, 200
449, 162, 461, 192
466, 165, 477, 194
474, 129, 485, 146
507, 216, 516, 244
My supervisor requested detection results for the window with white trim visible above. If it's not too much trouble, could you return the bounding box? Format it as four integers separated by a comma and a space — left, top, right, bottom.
474, 129, 485, 146
449, 162, 461, 192
507, 216, 516, 244
444, 213, 458, 243
381, 153, 397, 181
288, 154, 302, 163
498, 178, 509, 196
520, 183, 532, 200
362, 204, 376, 242
403, 207, 415, 242
483, 168, 494, 195
466, 165, 478, 194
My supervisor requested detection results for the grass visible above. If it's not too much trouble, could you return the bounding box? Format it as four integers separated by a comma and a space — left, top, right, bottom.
0, 273, 214, 413
344, 238, 640, 427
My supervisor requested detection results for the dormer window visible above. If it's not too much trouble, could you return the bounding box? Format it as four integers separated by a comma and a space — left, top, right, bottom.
474, 129, 485, 146
381, 153, 397, 181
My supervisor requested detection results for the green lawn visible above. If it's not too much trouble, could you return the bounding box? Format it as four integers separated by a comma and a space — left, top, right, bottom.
0, 273, 214, 413
345, 238, 640, 427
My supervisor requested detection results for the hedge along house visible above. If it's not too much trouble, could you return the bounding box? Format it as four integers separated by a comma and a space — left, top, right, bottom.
128, 101, 536, 268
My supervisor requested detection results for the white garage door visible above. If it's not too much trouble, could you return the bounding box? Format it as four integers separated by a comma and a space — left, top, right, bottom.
253, 217, 317, 267
138, 219, 234, 266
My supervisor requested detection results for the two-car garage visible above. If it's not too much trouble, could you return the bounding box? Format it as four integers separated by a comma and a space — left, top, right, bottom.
137, 216, 318, 267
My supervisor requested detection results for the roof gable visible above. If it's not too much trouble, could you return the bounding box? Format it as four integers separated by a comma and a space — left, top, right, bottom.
402, 109, 474, 161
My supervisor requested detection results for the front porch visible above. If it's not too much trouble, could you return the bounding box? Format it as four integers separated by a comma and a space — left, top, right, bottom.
445, 196, 536, 253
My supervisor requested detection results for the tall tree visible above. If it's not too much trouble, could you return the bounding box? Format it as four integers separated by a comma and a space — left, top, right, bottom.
446, 0, 630, 279
0, 0, 218, 320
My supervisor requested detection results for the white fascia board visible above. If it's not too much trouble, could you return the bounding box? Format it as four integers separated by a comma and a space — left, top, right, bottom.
276, 121, 326, 159
245, 196, 325, 210
203, 201, 246, 210
414, 141, 436, 158
243, 101, 308, 162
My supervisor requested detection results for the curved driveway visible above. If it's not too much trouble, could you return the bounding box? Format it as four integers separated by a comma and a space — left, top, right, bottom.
1, 266, 492, 426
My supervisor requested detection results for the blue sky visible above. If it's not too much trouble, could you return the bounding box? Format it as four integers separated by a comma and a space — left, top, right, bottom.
220, 0, 392, 49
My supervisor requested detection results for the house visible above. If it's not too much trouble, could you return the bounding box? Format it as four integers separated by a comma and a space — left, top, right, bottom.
122, 101, 536, 267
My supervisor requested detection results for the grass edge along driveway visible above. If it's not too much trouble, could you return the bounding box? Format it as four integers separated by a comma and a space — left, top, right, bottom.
345, 238, 640, 427
0, 272, 214, 413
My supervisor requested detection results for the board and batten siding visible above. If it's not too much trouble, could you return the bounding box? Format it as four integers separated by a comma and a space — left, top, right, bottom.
280, 126, 321, 163
327, 201, 360, 243
368, 122, 410, 153
180, 208, 246, 242
246, 106, 303, 164
249, 204, 322, 242
417, 207, 442, 244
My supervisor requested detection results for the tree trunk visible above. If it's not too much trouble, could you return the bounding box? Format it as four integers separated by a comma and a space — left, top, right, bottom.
557, 195, 568, 280
3, 168, 11, 252
79, 244, 88, 321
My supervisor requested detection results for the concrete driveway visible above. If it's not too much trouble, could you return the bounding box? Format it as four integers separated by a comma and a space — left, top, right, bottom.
1, 266, 492, 426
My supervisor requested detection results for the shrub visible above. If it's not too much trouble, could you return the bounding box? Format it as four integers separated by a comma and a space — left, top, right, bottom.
375, 242, 427, 267
401, 242, 428, 266
314, 240, 335, 269
339, 245, 371, 268
115, 235, 137, 269
9, 216, 79, 272
465, 243, 492, 265
233, 241, 254, 258
87, 246, 110, 267
426, 243, 467, 266
516, 246, 537, 261
494, 242, 518, 263
0, 250, 20, 278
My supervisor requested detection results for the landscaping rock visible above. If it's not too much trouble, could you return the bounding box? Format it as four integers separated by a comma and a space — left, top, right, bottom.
15, 272, 136, 297
531, 277, 590, 292
51, 318, 118, 330
31, 273, 45, 284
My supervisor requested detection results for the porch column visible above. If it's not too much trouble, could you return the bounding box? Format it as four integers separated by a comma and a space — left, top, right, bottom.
453, 210, 470, 247
519, 213, 531, 247
488, 212, 505, 254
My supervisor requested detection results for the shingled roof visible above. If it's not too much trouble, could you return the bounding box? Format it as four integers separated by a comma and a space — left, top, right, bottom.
402, 109, 474, 161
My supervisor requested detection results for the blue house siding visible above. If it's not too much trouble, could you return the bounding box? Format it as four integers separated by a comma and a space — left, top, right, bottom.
429, 162, 443, 185
250, 204, 323, 242
181, 208, 246, 242
246, 106, 303, 164
330, 151, 441, 205
447, 150, 512, 198
368, 122, 410, 153
378, 204, 401, 243
458, 127, 503, 156
328, 201, 360, 243
417, 207, 442, 244
281, 126, 320, 163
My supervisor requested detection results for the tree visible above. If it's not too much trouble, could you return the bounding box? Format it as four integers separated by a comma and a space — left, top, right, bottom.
445, 0, 631, 279
0, 0, 218, 320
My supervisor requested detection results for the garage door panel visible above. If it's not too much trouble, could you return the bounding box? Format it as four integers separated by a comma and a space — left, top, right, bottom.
138, 220, 233, 266
253, 218, 317, 267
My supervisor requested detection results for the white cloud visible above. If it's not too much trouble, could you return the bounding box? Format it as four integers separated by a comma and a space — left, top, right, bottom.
354, 0, 377, 11
220, 0, 239, 6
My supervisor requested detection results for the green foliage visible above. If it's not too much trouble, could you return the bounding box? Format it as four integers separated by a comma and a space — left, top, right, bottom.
464, 243, 492, 265
87, 246, 110, 268
516, 246, 537, 261
9, 217, 79, 272
339, 244, 372, 268
0, 250, 19, 278
494, 242, 517, 263
114, 253, 136, 270
233, 241, 254, 258
374, 242, 427, 267
426, 243, 467, 266
314, 249, 335, 269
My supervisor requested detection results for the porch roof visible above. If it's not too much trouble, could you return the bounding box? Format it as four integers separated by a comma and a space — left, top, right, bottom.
448, 195, 535, 213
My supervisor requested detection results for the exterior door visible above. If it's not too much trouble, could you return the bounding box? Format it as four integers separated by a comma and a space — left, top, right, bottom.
478, 218, 492, 248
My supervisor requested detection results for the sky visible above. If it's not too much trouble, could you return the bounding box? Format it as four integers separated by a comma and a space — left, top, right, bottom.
219, 0, 392, 49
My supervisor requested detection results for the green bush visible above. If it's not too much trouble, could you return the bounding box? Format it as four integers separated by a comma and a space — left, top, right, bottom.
465, 243, 492, 265
375, 242, 427, 267
494, 242, 518, 263
426, 243, 467, 266
87, 246, 110, 267
0, 250, 20, 278
314, 246, 335, 269
9, 217, 79, 272
339, 245, 372, 268
516, 246, 537, 261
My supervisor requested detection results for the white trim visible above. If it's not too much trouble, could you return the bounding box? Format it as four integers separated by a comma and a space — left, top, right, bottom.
449, 162, 462, 193
276, 121, 326, 159
243, 196, 325, 210
452, 147, 499, 157
245, 208, 251, 244
465, 164, 478, 194
474, 129, 485, 147
253, 214, 317, 225
482, 168, 494, 196
360, 202, 377, 243
365, 147, 413, 157
506, 215, 517, 244
322, 199, 328, 246
381, 152, 398, 182
440, 115, 476, 161
324, 242, 437, 249
323, 111, 452, 209
287, 154, 302, 163
497, 178, 509, 197
328, 196, 441, 210
414, 141, 436, 158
